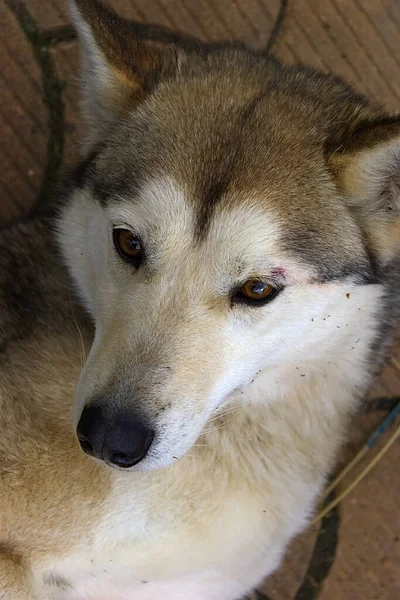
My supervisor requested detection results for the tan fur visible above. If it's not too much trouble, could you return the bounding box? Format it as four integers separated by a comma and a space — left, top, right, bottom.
0, 223, 109, 573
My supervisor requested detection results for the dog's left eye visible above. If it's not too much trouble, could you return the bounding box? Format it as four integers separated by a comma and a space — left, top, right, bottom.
113, 229, 143, 265
232, 279, 279, 306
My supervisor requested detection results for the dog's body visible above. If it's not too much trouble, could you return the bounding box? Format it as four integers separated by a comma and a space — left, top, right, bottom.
1, 1, 400, 599
0, 221, 394, 600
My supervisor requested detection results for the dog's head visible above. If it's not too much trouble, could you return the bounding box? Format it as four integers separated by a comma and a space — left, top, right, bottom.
59, 0, 400, 471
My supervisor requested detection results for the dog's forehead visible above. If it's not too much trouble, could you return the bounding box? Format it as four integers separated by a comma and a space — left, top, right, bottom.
109, 176, 312, 284
110, 175, 281, 248
103, 167, 370, 287
84, 77, 374, 283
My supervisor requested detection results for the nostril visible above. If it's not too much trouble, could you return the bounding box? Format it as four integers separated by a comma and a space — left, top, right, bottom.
78, 436, 94, 455
76, 403, 105, 459
108, 428, 155, 468
110, 452, 137, 469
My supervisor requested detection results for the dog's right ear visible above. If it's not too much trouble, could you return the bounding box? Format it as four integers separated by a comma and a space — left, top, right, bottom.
328, 114, 400, 266
69, 0, 191, 147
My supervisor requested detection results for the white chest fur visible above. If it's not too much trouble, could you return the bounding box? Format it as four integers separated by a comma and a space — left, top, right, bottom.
42, 451, 290, 599
37, 380, 354, 600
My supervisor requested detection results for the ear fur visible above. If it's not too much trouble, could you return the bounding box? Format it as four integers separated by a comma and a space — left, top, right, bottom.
69, 0, 195, 147
328, 116, 400, 265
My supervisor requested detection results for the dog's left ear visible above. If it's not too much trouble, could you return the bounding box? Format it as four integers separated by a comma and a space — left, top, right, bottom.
69, 0, 193, 146
329, 115, 400, 265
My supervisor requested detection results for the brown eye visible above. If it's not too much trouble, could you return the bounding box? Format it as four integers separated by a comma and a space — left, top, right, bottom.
113, 229, 143, 264
233, 279, 279, 306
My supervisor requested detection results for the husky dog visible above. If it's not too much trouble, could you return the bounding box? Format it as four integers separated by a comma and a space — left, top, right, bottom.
0, 1, 399, 598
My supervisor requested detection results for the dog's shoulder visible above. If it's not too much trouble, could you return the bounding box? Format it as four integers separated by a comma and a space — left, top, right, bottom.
0, 216, 91, 357
0, 217, 106, 561
0, 215, 92, 468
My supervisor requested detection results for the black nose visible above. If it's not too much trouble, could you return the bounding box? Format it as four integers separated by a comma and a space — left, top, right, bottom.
76, 404, 154, 468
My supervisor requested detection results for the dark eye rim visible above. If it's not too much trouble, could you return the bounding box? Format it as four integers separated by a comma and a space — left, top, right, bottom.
112, 228, 144, 266
231, 282, 281, 307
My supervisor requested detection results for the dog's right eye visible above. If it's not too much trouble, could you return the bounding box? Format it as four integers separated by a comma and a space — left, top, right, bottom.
113, 229, 144, 266
232, 279, 280, 306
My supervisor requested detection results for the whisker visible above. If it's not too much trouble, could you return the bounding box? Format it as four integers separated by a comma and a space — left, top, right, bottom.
202, 413, 240, 435
45, 272, 75, 292
68, 298, 87, 371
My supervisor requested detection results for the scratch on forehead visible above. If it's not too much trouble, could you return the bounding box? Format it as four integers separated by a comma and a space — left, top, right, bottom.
271, 266, 287, 280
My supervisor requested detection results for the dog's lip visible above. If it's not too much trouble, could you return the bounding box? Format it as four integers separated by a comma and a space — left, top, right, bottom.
104, 460, 135, 471
102, 449, 182, 471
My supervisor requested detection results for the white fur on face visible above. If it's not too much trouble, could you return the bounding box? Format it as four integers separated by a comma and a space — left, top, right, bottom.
58, 176, 383, 470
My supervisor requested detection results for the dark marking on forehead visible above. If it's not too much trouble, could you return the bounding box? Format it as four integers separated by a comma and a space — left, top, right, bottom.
93, 162, 137, 205
64, 142, 143, 206
93, 143, 145, 206
195, 173, 232, 239
283, 223, 378, 284
194, 93, 266, 239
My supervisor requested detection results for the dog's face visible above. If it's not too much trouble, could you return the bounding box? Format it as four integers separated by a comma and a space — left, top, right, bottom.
59, 0, 400, 471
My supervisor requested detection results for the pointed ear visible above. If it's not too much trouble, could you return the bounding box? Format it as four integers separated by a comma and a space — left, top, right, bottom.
69, 0, 191, 146
328, 116, 400, 265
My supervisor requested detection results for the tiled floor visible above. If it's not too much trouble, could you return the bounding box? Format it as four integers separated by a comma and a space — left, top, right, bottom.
1, 1, 399, 598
